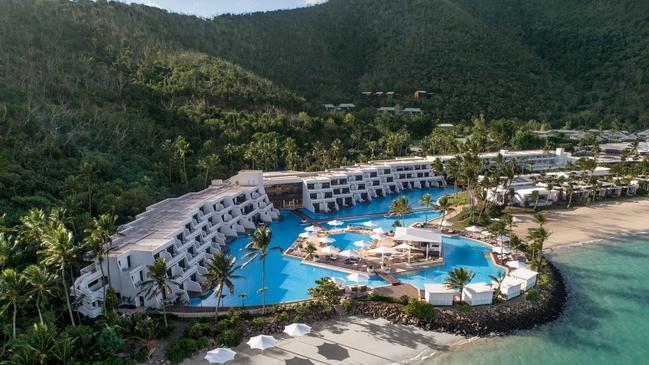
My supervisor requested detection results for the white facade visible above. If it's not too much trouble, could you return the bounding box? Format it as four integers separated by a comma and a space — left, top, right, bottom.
424, 283, 455, 306
496, 276, 522, 300
462, 282, 494, 306
74, 171, 279, 317
509, 268, 538, 290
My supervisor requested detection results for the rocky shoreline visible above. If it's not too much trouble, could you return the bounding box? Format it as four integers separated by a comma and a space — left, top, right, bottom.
348, 259, 567, 337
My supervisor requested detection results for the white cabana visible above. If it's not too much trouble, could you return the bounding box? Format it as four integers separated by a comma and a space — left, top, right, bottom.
299, 232, 314, 238
506, 260, 529, 269
247, 335, 277, 352
339, 249, 360, 258
346, 272, 369, 283
424, 283, 456, 306
462, 282, 494, 306
466, 225, 484, 233
509, 268, 538, 290
318, 237, 336, 244
327, 277, 345, 286
320, 245, 340, 254
305, 225, 321, 232
495, 276, 522, 300
492, 246, 511, 254
370, 234, 385, 240
283, 323, 312, 337
372, 227, 387, 234
439, 220, 453, 227
353, 240, 371, 248
362, 221, 378, 228
394, 226, 442, 260
327, 219, 344, 226
204, 348, 236, 364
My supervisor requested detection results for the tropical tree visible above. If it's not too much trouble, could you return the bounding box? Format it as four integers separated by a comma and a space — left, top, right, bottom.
197, 153, 221, 188
419, 193, 433, 225
242, 227, 282, 313
489, 271, 507, 302
84, 214, 118, 312
0, 233, 16, 269
435, 196, 454, 227
389, 196, 412, 227
444, 267, 475, 303
23, 264, 57, 324
533, 212, 547, 227
40, 225, 77, 327
204, 251, 242, 321
0, 268, 24, 339
527, 226, 551, 270
239, 292, 248, 307
509, 234, 523, 256
530, 190, 540, 210
138, 258, 179, 328
565, 183, 575, 208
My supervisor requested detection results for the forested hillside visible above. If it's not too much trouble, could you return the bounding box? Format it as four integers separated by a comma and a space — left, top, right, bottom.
0, 0, 648, 225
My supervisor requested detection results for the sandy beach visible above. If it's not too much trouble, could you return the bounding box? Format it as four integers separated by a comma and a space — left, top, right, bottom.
513, 197, 649, 248
182, 316, 466, 365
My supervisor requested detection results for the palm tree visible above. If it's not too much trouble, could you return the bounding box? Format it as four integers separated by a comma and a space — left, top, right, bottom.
0, 268, 23, 339
138, 258, 179, 328
566, 183, 575, 208
489, 271, 507, 302
40, 225, 77, 327
389, 196, 412, 227
24, 264, 57, 324
528, 227, 551, 270
84, 214, 118, 311
419, 193, 433, 225
533, 212, 547, 227
435, 196, 454, 227
0, 233, 16, 269
444, 267, 475, 304
530, 190, 540, 210
242, 227, 282, 313
304, 243, 316, 260
239, 292, 248, 307
204, 252, 242, 321
509, 234, 523, 256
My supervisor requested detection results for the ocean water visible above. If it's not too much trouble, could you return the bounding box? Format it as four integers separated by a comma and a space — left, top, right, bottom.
420, 236, 649, 365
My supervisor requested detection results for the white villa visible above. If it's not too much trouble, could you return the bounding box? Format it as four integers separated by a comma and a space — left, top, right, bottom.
73, 171, 279, 318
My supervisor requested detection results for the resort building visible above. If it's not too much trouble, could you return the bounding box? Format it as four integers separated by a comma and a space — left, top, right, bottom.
462, 282, 494, 306
73, 171, 279, 318
435, 148, 576, 173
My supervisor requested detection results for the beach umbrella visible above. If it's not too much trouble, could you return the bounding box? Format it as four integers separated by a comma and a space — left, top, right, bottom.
492, 246, 511, 254
247, 335, 277, 353
369, 246, 397, 265
506, 260, 529, 269
204, 348, 236, 364
439, 220, 453, 227
339, 249, 360, 258
362, 221, 378, 228
353, 240, 371, 248
318, 236, 336, 244
393, 243, 416, 250
320, 245, 340, 254
327, 219, 344, 226
327, 277, 345, 286
372, 227, 387, 234
346, 272, 369, 283
299, 232, 314, 238
283, 323, 312, 337
305, 225, 321, 232
466, 225, 483, 233
370, 234, 384, 240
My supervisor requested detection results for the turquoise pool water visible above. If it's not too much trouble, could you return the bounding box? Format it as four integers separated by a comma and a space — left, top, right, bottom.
420, 236, 649, 365
328, 232, 371, 251
302, 187, 455, 220
341, 210, 444, 232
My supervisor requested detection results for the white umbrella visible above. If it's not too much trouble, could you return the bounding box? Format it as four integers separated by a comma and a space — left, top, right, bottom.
370, 234, 384, 240
466, 225, 483, 233
353, 240, 371, 248
247, 335, 277, 352
320, 245, 340, 254
439, 220, 453, 227
362, 221, 378, 228
506, 260, 529, 269
327, 277, 346, 286
393, 243, 416, 250
339, 249, 360, 258
283, 323, 312, 337
327, 219, 344, 226
512, 216, 523, 223
204, 348, 236, 364
318, 236, 336, 244
299, 232, 314, 238
369, 246, 397, 265
346, 272, 369, 283
372, 227, 387, 234
492, 246, 511, 254
305, 225, 321, 232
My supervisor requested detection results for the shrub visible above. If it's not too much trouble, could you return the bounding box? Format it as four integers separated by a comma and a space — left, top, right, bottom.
251, 317, 266, 329
399, 295, 410, 305
294, 302, 312, 321
217, 328, 242, 347
185, 321, 210, 339
165, 337, 209, 364
453, 302, 471, 313
307, 278, 342, 311
341, 299, 352, 314
526, 288, 540, 301
538, 274, 550, 289
368, 291, 399, 303
275, 311, 289, 322
404, 299, 436, 321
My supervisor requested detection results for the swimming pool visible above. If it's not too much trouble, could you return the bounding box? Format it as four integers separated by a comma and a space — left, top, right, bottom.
189, 187, 503, 307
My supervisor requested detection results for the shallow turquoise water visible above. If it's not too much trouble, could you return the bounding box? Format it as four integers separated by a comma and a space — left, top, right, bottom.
329, 232, 372, 251
421, 236, 649, 365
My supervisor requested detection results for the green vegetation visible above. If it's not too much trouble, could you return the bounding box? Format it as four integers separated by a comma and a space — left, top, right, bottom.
204, 251, 242, 322
526, 288, 540, 302
242, 227, 282, 313
444, 267, 476, 304
404, 299, 437, 321
307, 277, 343, 311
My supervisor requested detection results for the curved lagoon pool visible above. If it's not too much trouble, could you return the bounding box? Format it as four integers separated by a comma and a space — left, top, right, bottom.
189, 187, 502, 307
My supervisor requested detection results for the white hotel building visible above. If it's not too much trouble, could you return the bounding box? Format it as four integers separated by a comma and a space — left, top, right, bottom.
73, 171, 279, 318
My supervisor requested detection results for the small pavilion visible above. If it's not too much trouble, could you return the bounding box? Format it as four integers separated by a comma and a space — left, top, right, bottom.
394, 227, 443, 260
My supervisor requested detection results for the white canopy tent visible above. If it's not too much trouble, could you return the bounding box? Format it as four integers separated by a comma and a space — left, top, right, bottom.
506, 260, 529, 269
462, 282, 494, 306
423, 283, 456, 306
509, 268, 538, 290
394, 227, 442, 260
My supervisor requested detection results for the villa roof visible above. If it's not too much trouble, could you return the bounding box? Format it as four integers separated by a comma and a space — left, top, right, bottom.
424, 283, 456, 294
499, 276, 523, 289
394, 227, 442, 243
509, 268, 538, 280
463, 282, 494, 294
